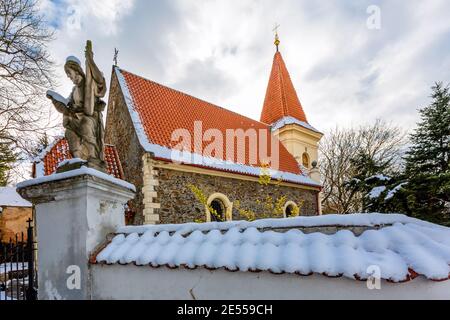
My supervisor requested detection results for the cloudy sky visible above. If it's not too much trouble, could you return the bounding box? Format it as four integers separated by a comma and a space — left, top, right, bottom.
39, 0, 450, 133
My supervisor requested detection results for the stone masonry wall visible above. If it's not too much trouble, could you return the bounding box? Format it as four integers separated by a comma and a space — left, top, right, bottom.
104, 72, 145, 225
154, 166, 319, 224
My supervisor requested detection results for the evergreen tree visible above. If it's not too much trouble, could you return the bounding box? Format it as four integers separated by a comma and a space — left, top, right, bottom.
402, 83, 450, 225
346, 151, 405, 213
0, 140, 18, 186
343, 121, 406, 213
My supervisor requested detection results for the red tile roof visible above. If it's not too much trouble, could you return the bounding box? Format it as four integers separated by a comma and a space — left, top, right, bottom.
34, 138, 124, 180
260, 52, 308, 125
119, 69, 303, 176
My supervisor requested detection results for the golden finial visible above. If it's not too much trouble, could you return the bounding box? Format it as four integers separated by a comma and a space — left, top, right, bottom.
273, 23, 280, 51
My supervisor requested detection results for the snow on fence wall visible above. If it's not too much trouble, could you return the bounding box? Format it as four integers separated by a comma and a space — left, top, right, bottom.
16, 171, 450, 300
90, 213, 450, 300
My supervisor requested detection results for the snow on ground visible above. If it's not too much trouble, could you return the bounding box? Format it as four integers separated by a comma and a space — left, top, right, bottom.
0, 291, 16, 301
97, 213, 450, 283
0, 263, 28, 274
0, 187, 32, 207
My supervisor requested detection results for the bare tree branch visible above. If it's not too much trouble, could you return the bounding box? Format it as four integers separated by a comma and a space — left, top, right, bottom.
319, 120, 406, 213
0, 0, 56, 165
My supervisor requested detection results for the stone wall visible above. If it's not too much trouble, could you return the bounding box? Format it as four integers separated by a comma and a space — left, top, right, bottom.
105, 72, 146, 225
154, 166, 319, 224
0, 206, 32, 242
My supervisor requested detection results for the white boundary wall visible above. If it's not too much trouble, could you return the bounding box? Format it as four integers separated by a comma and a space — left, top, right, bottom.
17, 170, 450, 300
90, 265, 450, 300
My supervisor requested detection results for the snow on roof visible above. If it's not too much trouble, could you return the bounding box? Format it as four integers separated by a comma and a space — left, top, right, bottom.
33, 137, 125, 180
33, 135, 64, 163
95, 213, 450, 282
271, 116, 322, 134
0, 187, 32, 207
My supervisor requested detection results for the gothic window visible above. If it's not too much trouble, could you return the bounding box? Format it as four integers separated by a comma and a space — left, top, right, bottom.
302, 153, 310, 168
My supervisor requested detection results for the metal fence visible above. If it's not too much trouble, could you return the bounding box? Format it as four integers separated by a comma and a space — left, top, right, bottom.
0, 219, 37, 301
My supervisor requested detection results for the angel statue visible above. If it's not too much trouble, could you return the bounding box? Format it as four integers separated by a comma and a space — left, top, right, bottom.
47, 40, 107, 172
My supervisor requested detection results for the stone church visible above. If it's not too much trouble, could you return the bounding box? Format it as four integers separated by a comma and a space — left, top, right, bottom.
34, 38, 324, 225
104, 38, 323, 225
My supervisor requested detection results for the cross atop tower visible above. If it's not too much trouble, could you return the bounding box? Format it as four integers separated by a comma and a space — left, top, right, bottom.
113, 48, 119, 66
273, 23, 281, 51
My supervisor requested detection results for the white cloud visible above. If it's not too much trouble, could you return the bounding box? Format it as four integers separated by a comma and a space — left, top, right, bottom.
40, 0, 450, 135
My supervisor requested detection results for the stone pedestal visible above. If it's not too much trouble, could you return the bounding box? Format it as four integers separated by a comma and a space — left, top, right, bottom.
17, 170, 135, 300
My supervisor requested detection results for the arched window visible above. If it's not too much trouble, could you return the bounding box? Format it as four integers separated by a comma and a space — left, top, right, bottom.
284, 201, 299, 218
302, 153, 310, 168
210, 198, 225, 222
206, 193, 233, 222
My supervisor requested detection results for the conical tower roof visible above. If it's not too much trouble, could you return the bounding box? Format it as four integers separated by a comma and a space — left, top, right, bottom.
260, 51, 308, 125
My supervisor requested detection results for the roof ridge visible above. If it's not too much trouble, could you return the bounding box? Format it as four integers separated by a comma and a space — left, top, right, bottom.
116, 67, 270, 128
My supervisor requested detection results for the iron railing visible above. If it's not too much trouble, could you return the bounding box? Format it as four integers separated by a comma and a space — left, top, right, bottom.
0, 219, 37, 301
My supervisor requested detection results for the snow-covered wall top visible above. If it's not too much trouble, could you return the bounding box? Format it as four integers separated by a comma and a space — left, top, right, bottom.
17, 166, 136, 192
96, 213, 450, 283
116, 213, 441, 235
0, 187, 32, 207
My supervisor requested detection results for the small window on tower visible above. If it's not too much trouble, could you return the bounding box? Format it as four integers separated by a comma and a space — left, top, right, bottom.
302, 153, 310, 168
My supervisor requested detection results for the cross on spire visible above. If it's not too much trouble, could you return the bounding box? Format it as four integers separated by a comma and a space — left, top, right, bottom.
273, 23, 281, 51
113, 48, 119, 66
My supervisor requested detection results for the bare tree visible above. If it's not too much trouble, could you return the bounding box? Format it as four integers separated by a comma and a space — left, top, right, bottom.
320, 127, 362, 213
319, 120, 406, 214
0, 0, 55, 154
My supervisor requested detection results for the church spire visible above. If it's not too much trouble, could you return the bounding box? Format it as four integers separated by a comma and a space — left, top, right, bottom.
260, 43, 308, 125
